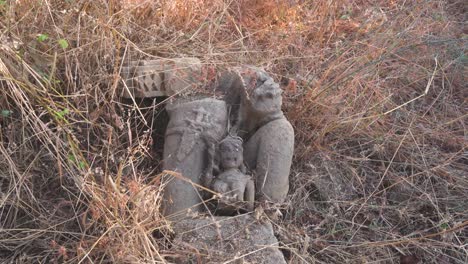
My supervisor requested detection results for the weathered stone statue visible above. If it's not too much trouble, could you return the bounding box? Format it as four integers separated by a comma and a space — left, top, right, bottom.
159, 59, 227, 218
220, 67, 294, 203
120, 60, 293, 208
212, 136, 254, 213
120, 60, 293, 262
120, 57, 227, 218
162, 97, 227, 218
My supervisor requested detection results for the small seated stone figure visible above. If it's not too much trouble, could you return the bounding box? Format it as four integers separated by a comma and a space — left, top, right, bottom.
212, 136, 255, 213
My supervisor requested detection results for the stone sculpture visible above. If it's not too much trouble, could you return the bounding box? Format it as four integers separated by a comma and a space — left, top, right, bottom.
212, 136, 255, 213
120, 59, 294, 217
120, 59, 294, 262
221, 67, 295, 203
120, 58, 225, 218
162, 97, 228, 218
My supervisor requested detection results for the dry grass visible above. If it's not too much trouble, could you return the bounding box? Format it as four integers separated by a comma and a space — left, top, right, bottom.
0, 0, 467, 263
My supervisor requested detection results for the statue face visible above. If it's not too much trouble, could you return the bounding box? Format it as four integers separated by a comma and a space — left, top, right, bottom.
249, 79, 282, 115
220, 143, 244, 169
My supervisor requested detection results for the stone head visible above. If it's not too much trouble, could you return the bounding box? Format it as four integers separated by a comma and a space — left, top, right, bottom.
243, 68, 283, 116
219, 136, 244, 169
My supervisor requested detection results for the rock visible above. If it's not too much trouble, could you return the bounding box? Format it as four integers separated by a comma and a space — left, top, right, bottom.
172, 214, 287, 264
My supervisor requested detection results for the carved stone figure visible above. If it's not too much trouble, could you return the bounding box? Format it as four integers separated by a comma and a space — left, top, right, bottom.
120, 58, 226, 218
220, 67, 294, 203
121, 59, 294, 215
212, 136, 254, 213
162, 98, 227, 218
120, 60, 294, 261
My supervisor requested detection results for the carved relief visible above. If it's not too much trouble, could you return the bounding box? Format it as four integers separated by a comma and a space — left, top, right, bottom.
120, 58, 203, 98
212, 136, 254, 214
221, 67, 294, 203
120, 60, 165, 97
162, 98, 228, 218
119, 59, 295, 262
121, 59, 294, 218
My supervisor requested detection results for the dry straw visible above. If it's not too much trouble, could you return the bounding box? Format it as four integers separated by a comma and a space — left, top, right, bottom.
0, 0, 466, 263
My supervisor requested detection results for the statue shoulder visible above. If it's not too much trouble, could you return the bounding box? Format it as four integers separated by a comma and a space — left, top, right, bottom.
261, 117, 294, 139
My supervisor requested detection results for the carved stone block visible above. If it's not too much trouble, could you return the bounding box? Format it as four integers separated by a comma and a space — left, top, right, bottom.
120, 58, 203, 98
163, 57, 203, 96
120, 60, 165, 97
172, 214, 287, 264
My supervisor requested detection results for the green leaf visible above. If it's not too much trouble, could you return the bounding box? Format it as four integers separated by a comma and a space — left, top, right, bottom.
0, 0, 6, 6
68, 154, 76, 163
340, 14, 350, 20
459, 53, 467, 63
440, 223, 449, 230
37, 34, 49, 42
78, 161, 86, 169
55, 108, 70, 119
1, 109, 11, 117
58, 38, 69, 49
68, 154, 86, 169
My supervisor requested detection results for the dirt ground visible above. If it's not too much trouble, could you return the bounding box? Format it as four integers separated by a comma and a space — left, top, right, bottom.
1, 0, 467, 263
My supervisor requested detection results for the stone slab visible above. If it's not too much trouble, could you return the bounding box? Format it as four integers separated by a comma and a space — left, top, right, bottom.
172, 214, 287, 264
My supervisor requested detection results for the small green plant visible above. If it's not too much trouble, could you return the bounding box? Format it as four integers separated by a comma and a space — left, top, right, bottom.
37, 33, 49, 42
340, 7, 353, 20
340, 14, 350, 20
0, 0, 7, 12
440, 223, 449, 230
68, 154, 86, 169
58, 38, 69, 49
55, 108, 70, 120
1, 109, 12, 117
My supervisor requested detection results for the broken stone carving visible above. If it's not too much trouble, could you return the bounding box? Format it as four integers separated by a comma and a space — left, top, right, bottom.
221, 67, 295, 203
121, 60, 165, 97
212, 136, 255, 214
120, 59, 293, 262
162, 98, 228, 217
172, 214, 287, 264
120, 58, 203, 98
120, 59, 294, 217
